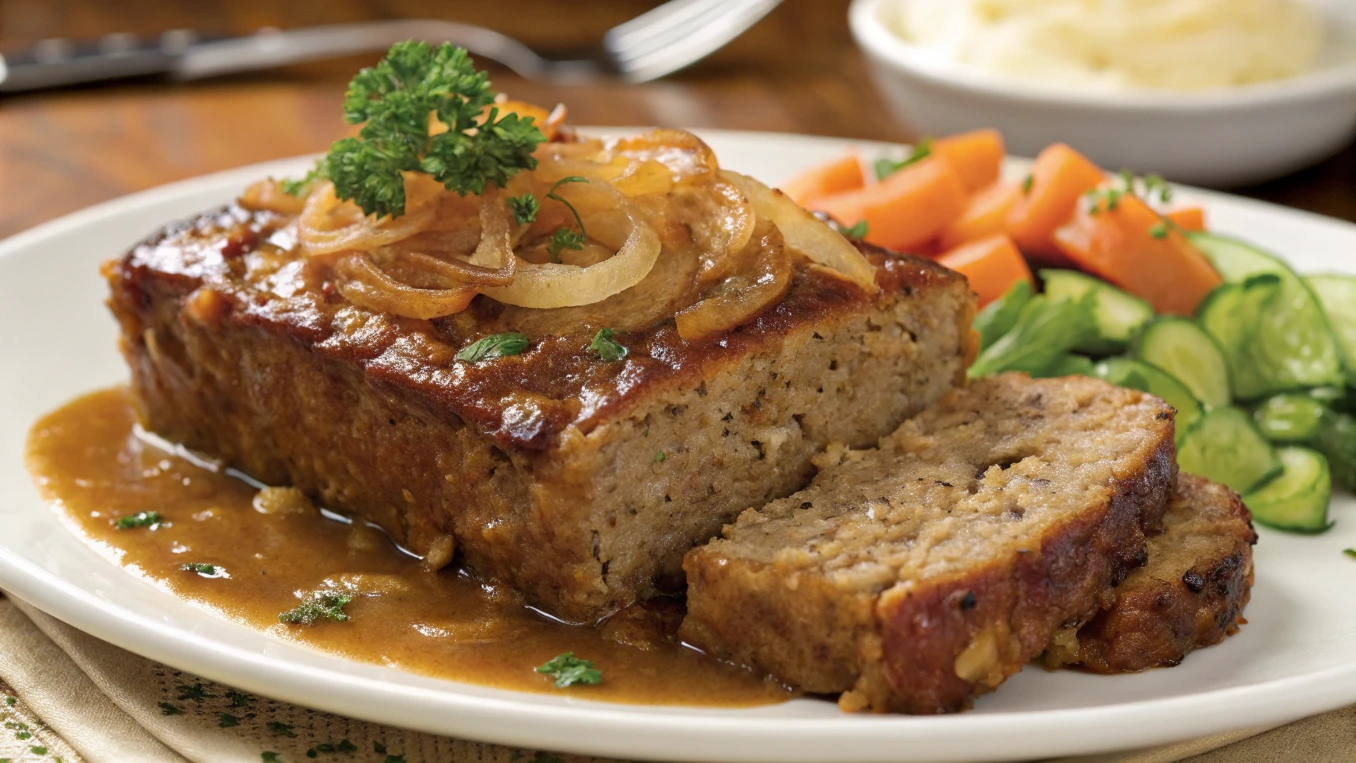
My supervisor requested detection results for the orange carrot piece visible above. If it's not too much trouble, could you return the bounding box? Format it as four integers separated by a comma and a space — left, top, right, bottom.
813, 156, 969, 252
937, 234, 1034, 307
1053, 191, 1221, 316
938, 181, 1018, 251
782, 153, 866, 207
933, 129, 1005, 192
1167, 207, 1206, 232
1007, 144, 1106, 259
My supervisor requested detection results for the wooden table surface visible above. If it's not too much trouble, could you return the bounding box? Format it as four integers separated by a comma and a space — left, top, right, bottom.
3, 0, 1354, 240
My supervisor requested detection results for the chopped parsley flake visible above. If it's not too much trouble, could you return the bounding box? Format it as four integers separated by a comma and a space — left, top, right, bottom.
1149, 222, 1169, 239
840, 220, 868, 241
218, 713, 241, 728
655, 451, 666, 463
176, 683, 214, 702
29, 750, 46, 757
2, 696, 12, 706
1021, 174, 1034, 194
158, 702, 181, 716
338, 740, 358, 752
279, 592, 353, 625
228, 690, 254, 707
509, 193, 539, 225
1344, 548, 1356, 560
268, 721, 298, 738
456, 332, 530, 363
115, 511, 162, 529
875, 138, 933, 181
262, 753, 283, 763
535, 652, 602, 688
589, 328, 628, 362
374, 742, 387, 754
288, 42, 545, 218
181, 562, 219, 576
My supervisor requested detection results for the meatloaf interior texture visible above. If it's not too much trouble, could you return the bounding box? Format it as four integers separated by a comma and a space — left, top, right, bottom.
105, 205, 977, 623
1044, 473, 1257, 673
680, 373, 1178, 714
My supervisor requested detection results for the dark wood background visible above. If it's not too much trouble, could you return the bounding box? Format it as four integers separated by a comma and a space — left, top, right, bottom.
3, 0, 1354, 239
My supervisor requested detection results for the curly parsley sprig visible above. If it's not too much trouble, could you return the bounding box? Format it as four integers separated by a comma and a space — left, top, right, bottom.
288, 41, 546, 218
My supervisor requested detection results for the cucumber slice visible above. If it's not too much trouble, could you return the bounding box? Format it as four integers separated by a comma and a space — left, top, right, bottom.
1036, 354, 1096, 379
1177, 406, 1283, 494
1254, 393, 1326, 443
1196, 275, 1282, 400
973, 279, 1033, 351
1315, 410, 1356, 488
1189, 233, 1344, 397
1243, 446, 1332, 534
1132, 317, 1231, 407
1092, 357, 1202, 441
1040, 269, 1154, 354
1307, 274, 1356, 375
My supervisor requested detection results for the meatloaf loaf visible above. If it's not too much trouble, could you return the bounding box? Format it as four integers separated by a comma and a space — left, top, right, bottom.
680, 374, 1177, 714
105, 205, 976, 623
1045, 473, 1256, 673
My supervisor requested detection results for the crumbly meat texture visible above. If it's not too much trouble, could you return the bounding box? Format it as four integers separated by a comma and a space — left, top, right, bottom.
1044, 473, 1256, 673
679, 374, 1177, 714
104, 205, 976, 623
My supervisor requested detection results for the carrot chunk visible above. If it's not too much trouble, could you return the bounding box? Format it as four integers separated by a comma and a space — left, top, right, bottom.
937, 234, 1034, 307
1053, 191, 1221, 315
813, 156, 969, 252
1007, 144, 1106, 259
933, 129, 1005, 192
938, 181, 1018, 251
781, 153, 866, 207
1167, 206, 1206, 232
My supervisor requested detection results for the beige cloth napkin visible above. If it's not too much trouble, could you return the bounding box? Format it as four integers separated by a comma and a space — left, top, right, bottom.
0, 595, 1350, 763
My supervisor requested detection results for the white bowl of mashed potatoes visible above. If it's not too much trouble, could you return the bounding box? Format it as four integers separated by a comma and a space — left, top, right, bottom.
849, 0, 1356, 186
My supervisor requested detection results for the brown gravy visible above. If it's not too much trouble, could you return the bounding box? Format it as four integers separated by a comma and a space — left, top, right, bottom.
26, 388, 793, 707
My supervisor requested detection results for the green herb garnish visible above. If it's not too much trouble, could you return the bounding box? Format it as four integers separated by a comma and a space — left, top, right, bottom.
115, 511, 162, 530
3, 696, 13, 706
1021, 174, 1034, 194
181, 562, 219, 576
543, 176, 589, 262
262, 753, 283, 763
29, 750, 46, 758
508, 193, 539, 225
841, 220, 868, 241
456, 332, 530, 362
875, 138, 933, 181
338, 740, 358, 752
227, 690, 254, 707
589, 328, 628, 362
654, 451, 666, 463
218, 713, 240, 728
535, 652, 602, 688
285, 42, 545, 218
278, 591, 353, 625
176, 683, 213, 702
1149, 222, 1169, 239
1345, 548, 1356, 560
268, 722, 297, 738
159, 702, 180, 715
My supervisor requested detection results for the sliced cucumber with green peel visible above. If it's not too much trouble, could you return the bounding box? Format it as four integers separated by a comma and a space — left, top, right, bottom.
1189, 233, 1344, 397
1041, 269, 1154, 355
1132, 317, 1231, 407
1315, 410, 1356, 488
1177, 406, 1282, 494
1243, 446, 1332, 534
973, 279, 1033, 351
1092, 357, 1202, 441
1307, 274, 1356, 375
1254, 393, 1327, 443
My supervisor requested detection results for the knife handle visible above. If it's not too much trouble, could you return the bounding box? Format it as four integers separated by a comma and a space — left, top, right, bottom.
0, 31, 211, 93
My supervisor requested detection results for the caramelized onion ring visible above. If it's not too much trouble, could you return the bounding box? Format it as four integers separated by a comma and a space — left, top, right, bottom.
479, 181, 661, 309
299, 177, 441, 258
721, 171, 878, 292
676, 220, 793, 342
334, 255, 476, 320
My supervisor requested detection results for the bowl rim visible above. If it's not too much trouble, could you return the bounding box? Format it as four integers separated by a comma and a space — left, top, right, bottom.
848, 0, 1356, 112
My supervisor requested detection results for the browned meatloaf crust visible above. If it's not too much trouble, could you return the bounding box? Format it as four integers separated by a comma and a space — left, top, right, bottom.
104, 205, 976, 623
679, 374, 1178, 714
1044, 473, 1256, 673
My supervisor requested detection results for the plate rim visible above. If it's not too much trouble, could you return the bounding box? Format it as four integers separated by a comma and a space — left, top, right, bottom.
4, 128, 1356, 762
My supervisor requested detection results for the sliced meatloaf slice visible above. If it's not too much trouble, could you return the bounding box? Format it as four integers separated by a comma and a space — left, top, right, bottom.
680, 374, 1177, 714
1044, 473, 1256, 673
105, 205, 976, 623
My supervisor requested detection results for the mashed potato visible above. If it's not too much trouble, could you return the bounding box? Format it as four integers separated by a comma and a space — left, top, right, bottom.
888, 0, 1323, 91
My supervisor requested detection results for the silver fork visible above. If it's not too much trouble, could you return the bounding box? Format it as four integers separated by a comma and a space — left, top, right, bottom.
0, 0, 783, 93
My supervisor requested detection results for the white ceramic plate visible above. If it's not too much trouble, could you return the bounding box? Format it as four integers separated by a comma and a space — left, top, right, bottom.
2, 130, 1355, 763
